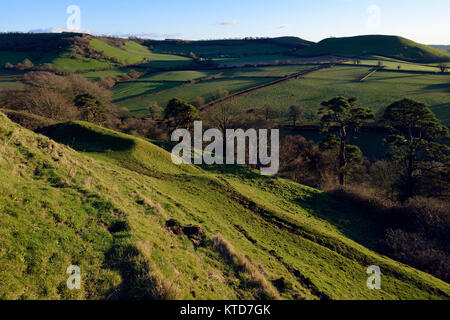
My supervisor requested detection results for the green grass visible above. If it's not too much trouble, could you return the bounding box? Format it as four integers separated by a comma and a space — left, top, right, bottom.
213, 54, 297, 65
136, 70, 219, 82
119, 77, 278, 115
345, 56, 442, 72
0, 70, 26, 90
147, 38, 310, 58
137, 53, 194, 69
82, 68, 135, 82
297, 35, 450, 62
1, 113, 449, 300
218, 65, 318, 78
46, 48, 116, 72
111, 81, 182, 103
228, 66, 450, 125
89, 39, 150, 65
135, 65, 318, 83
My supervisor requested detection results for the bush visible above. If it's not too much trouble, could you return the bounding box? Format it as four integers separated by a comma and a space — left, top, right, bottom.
381, 229, 449, 282
330, 186, 450, 281
2, 71, 113, 125
387, 197, 450, 246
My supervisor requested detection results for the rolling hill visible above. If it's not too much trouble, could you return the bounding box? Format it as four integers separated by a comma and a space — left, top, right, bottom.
143, 37, 313, 58
296, 35, 450, 62
0, 33, 194, 72
0, 112, 449, 300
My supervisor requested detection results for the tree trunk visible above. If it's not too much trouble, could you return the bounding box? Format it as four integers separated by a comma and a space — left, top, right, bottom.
338, 126, 347, 186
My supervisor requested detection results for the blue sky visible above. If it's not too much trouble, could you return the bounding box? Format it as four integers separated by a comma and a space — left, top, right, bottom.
1, 0, 449, 44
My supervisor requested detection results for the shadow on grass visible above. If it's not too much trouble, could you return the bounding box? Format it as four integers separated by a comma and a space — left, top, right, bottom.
292, 189, 389, 250
422, 82, 450, 91
38, 122, 135, 153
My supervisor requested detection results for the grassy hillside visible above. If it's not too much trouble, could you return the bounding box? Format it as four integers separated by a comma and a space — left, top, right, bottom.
143, 37, 313, 58
0, 33, 194, 72
0, 112, 449, 300
296, 35, 450, 62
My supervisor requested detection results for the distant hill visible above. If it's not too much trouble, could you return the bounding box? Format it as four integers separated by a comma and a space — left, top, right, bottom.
430, 45, 450, 52
1, 112, 449, 300
295, 35, 450, 62
0, 33, 194, 72
143, 37, 314, 58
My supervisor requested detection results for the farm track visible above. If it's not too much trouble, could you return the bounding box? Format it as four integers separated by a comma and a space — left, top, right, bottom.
200, 65, 330, 110
358, 66, 384, 82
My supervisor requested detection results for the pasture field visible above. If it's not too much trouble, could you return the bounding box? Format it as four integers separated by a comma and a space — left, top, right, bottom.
119, 77, 278, 114
218, 64, 318, 78
90, 39, 151, 65
137, 53, 195, 69
82, 68, 136, 82
227, 66, 450, 124
213, 54, 295, 65
0, 70, 26, 90
136, 70, 220, 82
135, 64, 319, 83
346, 56, 442, 72
49, 49, 116, 72
111, 81, 181, 103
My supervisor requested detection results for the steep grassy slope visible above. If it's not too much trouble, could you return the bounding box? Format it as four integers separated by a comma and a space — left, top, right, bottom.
0, 114, 449, 300
296, 35, 450, 62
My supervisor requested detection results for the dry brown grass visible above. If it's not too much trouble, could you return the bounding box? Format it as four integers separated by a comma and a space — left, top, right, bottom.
212, 234, 280, 300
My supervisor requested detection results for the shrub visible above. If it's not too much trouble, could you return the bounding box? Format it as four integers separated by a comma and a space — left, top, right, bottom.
387, 197, 450, 245
74, 93, 108, 125
381, 229, 449, 282
4, 71, 113, 125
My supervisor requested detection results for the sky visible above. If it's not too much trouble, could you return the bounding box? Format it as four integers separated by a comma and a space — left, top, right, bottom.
1, 0, 449, 44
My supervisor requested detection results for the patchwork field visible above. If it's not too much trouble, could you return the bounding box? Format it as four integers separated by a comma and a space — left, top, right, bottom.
113, 65, 321, 114
116, 77, 278, 114
112, 81, 182, 103
345, 56, 443, 72
227, 66, 450, 124
82, 68, 136, 82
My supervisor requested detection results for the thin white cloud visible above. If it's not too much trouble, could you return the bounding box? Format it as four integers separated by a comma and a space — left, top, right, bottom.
218, 21, 238, 26
29, 27, 91, 34
103, 32, 183, 39
278, 24, 291, 29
